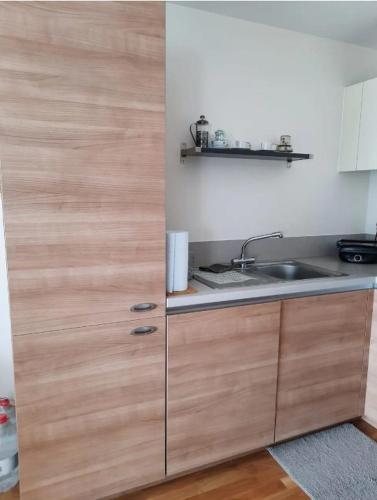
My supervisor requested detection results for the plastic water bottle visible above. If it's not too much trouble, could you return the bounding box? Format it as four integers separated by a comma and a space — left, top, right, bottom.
0, 412, 19, 492
0, 398, 16, 425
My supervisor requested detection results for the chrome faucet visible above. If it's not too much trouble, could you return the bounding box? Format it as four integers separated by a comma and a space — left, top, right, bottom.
232, 232, 283, 269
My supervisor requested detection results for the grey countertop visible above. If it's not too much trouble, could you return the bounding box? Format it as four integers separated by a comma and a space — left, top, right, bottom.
167, 256, 377, 313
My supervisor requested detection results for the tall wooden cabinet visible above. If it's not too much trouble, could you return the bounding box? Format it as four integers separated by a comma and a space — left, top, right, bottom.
0, 1, 166, 335
0, 2, 166, 499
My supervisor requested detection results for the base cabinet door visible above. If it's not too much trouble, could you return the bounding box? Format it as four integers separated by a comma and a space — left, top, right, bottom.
167, 302, 281, 475
275, 291, 371, 442
13, 318, 166, 500
365, 291, 377, 426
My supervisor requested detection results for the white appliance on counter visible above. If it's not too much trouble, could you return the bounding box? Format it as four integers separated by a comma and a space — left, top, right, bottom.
166, 231, 189, 293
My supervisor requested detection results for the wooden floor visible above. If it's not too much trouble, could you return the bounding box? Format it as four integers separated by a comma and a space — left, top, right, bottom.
123, 420, 377, 500
2, 420, 376, 500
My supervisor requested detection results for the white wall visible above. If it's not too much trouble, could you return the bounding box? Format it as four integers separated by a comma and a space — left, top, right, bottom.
0, 198, 14, 397
166, 4, 377, 242
366, 172, 377, 234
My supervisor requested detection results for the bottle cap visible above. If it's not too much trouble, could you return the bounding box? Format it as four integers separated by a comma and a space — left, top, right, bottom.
0, 398, 10, 407
0, 414, 9, 424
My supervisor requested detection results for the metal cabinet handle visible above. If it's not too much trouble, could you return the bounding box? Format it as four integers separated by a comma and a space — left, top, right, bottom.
130, 326, 157, 336
130, 303, 157, 312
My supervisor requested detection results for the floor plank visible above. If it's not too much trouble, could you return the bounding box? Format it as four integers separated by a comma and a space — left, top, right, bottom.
123, 419, 376, 500
1, 485, 18, 500
2, 420, 375, 500
123, 451, 307, 500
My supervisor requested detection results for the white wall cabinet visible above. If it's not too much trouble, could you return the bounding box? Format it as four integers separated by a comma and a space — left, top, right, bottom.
338, 78, 377, 172
338, 83, 363, 172
357, 78, 377, 171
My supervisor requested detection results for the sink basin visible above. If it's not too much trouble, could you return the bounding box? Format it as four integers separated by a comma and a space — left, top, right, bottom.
253, 261, 346, 281
193, 268, 272, 289
193, 260, 347, 289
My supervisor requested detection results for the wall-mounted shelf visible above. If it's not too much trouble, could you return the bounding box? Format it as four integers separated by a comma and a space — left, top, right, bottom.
180, 147, 313, 165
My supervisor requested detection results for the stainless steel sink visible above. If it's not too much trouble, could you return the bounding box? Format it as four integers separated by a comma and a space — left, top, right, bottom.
193, 260, 346, 289
193, 268, 273, 289
253, 261, 346, 281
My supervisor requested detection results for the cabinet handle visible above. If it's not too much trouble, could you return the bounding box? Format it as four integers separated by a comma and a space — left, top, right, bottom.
130, 303, 157, 312
130, 326, 157, 336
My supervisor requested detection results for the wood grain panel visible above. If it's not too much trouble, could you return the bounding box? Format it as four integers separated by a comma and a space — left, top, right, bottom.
365, 290, 377, 428
0, 2, 164, 58
6, 421, 377, 500
167, 302, 281, 476
359, 290, 374, 414
0, 1, 165, 334
5, 201, 165, 334
275, 291, 371, 442
13, 317, 165, 500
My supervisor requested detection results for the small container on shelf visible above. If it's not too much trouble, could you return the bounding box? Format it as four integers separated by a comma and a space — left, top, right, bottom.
234, 140, 252, 149
277, 135, 293, 152
211, 129, 228, 148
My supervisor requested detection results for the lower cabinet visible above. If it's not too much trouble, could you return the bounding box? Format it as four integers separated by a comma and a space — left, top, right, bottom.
13, 318, 166, 500
167, 302, 281, 475
12, 290, 374, 498
365, 291, 377, 427
275, 291, 371, 442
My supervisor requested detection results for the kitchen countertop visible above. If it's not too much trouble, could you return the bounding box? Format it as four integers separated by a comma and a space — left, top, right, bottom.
167, 256, 377, 313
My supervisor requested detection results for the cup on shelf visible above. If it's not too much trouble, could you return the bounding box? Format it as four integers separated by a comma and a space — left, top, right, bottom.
212, 130, 228, 148
260, 142, 278, 151
212, 140, 228, 148
234, 140, 251, 149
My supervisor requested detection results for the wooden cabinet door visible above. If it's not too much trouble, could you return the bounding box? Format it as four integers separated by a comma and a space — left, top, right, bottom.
0, 2, 165, 335
13, 317, 165, 500
357, 77, 377, 171
365, 291, 377, 427
167, 302, 281, 475
337, 82, 363, 172
275, 291, 372, 442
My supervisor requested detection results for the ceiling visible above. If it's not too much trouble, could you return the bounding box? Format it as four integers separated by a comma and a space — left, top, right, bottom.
174, 1, 377, 50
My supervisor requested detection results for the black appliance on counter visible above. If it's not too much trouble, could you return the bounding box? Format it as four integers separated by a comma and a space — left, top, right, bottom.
337, 239, 377, 264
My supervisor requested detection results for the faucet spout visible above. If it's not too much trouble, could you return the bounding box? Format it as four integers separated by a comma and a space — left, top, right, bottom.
232, 231, 283, 269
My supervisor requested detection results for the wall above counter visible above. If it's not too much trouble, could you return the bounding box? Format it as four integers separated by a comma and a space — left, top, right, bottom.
167, 3, 377, 242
